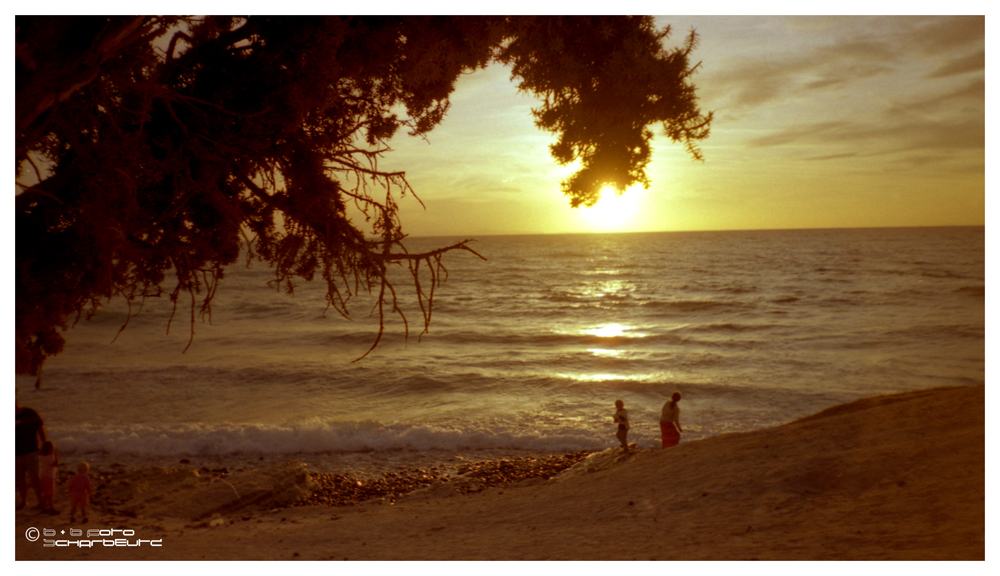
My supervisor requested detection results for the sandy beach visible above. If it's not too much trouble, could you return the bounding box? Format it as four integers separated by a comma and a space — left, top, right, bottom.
15, 384, 984, 561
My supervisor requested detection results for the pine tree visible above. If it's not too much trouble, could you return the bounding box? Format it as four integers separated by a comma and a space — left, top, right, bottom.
15, 16, 712, 373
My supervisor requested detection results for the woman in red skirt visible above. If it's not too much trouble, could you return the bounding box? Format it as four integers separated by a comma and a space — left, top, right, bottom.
660, 391, 683, 448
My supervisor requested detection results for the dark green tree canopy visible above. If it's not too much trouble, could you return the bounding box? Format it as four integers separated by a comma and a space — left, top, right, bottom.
15, 16, 712, 374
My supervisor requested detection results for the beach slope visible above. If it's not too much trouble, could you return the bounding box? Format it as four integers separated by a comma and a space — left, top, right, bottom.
16, 385, 984, 560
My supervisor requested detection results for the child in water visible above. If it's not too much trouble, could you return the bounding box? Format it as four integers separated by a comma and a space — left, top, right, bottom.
69, 462, 93, 523
613, 399, 630, 452
38, 441, 59, 514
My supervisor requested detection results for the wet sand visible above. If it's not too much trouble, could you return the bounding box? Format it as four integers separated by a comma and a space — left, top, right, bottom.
15, 385, 984, 560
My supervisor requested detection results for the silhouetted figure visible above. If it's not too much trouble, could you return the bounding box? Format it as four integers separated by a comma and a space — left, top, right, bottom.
16, 403, 47, 510
38, 440, 60, 514
613, 399, 630, 451
660, 391, 683, 448
69, 461, 93, 523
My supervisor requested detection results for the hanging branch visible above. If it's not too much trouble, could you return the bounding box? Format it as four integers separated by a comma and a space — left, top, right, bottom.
352, 240, 487, 361
16, 16, 712, 374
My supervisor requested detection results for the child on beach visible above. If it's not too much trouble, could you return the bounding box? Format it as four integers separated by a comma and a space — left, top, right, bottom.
38, 441, 60, 514
613, 399, 630, 452
68, 462, 93, 523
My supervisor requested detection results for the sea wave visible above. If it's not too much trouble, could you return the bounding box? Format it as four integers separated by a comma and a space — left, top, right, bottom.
954, 285, 985, 297
50, 420, 607, 457
32, 226, 984, 464
639, 300, 750, 313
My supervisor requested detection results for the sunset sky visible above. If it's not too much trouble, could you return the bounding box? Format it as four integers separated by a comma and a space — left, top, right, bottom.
377, 14, 985, 237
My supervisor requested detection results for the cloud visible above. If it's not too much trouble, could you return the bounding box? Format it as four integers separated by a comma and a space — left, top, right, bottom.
748, 121, 850, 148
802, 78, 846, 90
884, 78, 985, 119
747, 113, 983, 162
927, 50, 986, 79
802, 152, 858, 162
904, 16, 985, 56
703, 16, 984, 111
744, 74, 983, 167
705, 15, 983, 174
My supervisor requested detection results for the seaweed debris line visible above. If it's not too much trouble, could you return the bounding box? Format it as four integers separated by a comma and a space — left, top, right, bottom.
298, 451, 592, 506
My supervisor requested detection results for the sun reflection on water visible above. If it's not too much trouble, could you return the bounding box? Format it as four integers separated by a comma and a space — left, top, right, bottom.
556, 372, 661, 383
566, 372, 628, 382
585, 323, 629, 338
588, 348, 623, 357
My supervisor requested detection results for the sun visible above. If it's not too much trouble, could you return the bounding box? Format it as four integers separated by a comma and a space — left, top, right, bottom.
578, 185, 645, 232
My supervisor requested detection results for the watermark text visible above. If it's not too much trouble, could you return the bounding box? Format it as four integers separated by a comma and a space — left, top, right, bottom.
26, 526, 163, 548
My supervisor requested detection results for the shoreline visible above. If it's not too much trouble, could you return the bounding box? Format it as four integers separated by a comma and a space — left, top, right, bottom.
16, 384, 985, 560
35, 444, 601, 486
47, 449, 597, 518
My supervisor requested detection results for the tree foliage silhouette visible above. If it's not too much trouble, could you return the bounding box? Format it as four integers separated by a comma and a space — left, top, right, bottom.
15, 16, 712, 374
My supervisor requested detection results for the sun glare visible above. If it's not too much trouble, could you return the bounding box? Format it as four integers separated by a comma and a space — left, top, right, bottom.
579, 185, 644, 232
586, 323, 628, 338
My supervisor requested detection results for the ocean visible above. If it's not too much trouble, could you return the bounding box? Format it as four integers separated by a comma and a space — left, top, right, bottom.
15, 226, 985, 477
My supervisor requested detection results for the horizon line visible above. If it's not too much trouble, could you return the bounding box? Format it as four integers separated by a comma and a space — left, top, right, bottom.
405, 223, 985, 240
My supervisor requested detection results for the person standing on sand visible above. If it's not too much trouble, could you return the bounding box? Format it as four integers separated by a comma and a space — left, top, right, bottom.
613, 399, 630, 451
38, 440, 60, 514
69, 462, 93, 523
16, 403, 47, 510
660, 391, 682, 448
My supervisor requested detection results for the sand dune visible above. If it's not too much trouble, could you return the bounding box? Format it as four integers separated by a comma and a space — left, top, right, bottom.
16, 384, 984, 560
